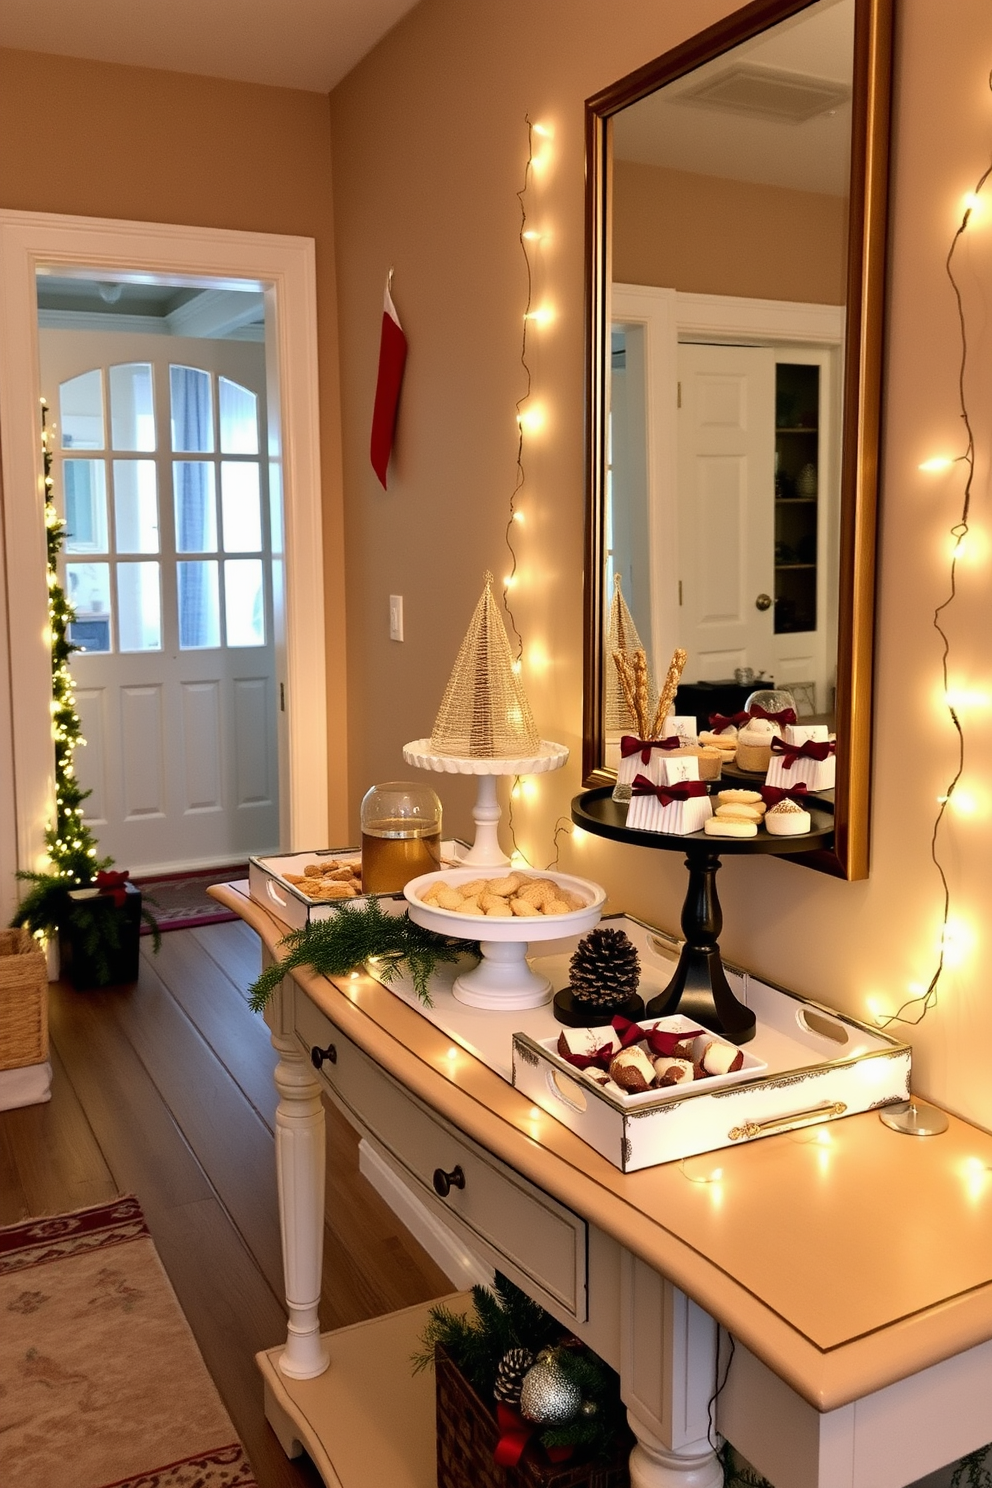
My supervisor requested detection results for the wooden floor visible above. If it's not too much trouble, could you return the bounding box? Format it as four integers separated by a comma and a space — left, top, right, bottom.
0, 921, 453, 1488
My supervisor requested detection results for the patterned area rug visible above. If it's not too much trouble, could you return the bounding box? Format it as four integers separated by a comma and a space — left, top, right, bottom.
136, 866, 248, 934
0, 1196, 257, 1488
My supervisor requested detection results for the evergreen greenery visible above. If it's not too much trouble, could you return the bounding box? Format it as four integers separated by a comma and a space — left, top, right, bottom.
952, 1446, 992, 1487
413, 1273, 627, 1461
247, 894, 474, 1011
9, 402, 159, 978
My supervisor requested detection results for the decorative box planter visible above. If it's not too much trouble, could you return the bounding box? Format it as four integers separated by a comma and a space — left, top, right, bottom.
64, 882, 142, 989
0, 928, 48, 1070
435, 1345, 631, 1488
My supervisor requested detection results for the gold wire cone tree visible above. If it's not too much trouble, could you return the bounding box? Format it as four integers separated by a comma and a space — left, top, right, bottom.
605, 573, 657, 731
430, 573, 541, 758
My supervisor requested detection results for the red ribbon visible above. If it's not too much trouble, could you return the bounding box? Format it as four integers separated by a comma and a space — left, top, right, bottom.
708, 711, 749, 734
613, 1014, 705, 1057
620, 735, 682, 764
96, 869, 130, 908
558, 1040, 617, 1072
632, 774, 708, 808
749, 704, 797, 727
770, 737, 834, 769
493, 1403, 572, 1467
761, 783, 809, 806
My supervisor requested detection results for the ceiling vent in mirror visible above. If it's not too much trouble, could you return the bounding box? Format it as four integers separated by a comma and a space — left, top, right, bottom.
673, 64, 850, 123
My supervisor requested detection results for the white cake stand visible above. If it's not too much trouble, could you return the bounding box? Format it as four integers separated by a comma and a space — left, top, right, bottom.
404, 866, 605, 1010
401, 739, 568, 871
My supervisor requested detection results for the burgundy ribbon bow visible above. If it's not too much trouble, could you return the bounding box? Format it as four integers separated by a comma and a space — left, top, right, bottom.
620, 734, 682, 764
749, 703, 798, 727
558, 1040, 617, 1073
612, 1014, 705, 1058
95, 869, 130, 908
632, 774, 708, 808
770, 737, 834, 769
708, 710, 749, 734
761, 783, 809, 806
494, 1403, 572, 1468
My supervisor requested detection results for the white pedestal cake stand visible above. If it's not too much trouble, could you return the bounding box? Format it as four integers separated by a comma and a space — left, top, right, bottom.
404, 866, 605, 1010
401, 739, 568, 871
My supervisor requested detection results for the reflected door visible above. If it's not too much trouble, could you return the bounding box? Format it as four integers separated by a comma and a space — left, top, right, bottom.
677, 342, 776, 680
40, 330, 279, 873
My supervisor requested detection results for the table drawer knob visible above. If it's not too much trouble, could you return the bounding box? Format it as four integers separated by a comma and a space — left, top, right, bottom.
432, 1165, 465, 1197
311, 1043, 337, 1069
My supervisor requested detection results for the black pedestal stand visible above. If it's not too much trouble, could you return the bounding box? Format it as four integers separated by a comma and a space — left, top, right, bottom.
570, 788, 835, 1047
643, 846, 754, 1042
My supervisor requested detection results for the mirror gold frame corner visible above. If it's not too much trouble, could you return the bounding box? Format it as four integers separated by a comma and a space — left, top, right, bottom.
582, 0, 893, 881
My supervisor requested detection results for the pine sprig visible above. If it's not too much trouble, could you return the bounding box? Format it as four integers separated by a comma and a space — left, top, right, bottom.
411, 1274, 558, 1390
247, 895, 475, 1012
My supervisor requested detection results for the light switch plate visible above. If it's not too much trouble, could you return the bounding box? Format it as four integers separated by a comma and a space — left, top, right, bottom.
389, 594, 404, 642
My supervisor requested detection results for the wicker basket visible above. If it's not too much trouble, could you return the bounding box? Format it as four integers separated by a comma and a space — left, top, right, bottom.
435, 1345, 631, 1488
0, 928, 49, 1071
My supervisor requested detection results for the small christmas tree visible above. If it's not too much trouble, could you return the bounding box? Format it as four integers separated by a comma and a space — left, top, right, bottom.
430, 572, 541, 758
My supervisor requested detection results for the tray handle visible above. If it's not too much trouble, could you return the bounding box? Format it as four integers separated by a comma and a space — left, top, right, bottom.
796, 1006, 850, 1044
265, 878, 289, 909
546, 1068, 589, 1113
729, 1100, 846, 1141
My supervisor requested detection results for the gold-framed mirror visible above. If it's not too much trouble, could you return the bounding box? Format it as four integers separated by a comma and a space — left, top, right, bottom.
582, 0, 892, 880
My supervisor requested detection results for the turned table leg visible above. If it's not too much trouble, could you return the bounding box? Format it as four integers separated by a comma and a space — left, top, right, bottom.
267, 977, 329, 1382
621, 1253, 724, 1488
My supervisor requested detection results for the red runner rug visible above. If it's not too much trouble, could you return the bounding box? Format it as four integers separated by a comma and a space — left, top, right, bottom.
135, 866, 248, 934
0, 1195, 257, 1488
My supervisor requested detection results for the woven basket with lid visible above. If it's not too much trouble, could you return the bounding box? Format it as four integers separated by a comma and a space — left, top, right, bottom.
0, 928, 49, 1071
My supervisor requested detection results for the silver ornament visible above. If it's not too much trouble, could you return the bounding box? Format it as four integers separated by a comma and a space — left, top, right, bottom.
518, 1357, 582, 1425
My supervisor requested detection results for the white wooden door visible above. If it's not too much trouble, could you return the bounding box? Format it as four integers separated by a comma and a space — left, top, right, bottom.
40, 330, 280, 874
676, 342, 776, 681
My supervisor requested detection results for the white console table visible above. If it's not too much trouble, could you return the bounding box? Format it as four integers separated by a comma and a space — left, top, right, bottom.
213, 884, 992, 1488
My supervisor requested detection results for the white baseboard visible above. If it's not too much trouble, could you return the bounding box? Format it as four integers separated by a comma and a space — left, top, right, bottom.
358, 1138, 493, 1291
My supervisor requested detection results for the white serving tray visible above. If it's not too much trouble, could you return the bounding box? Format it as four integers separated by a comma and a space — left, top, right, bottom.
509, 917, 911, 1172
249, 841, 467, 930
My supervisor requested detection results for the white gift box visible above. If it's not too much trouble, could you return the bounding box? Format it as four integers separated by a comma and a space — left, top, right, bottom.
662, 715, 698, 745
783, 723, 829, 747
616, 739, 688, 789
626, 757, 712, 834
765, 741, 836, 792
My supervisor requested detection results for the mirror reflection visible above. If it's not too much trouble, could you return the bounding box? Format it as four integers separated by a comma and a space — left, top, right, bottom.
603, 0, 853, 762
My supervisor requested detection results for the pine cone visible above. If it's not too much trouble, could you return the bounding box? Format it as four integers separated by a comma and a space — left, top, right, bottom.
494, 1347, 535, 1406
568, 928, 640, 1011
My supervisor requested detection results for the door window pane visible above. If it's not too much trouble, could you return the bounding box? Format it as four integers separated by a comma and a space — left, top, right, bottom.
220, 462, 262, 552
173, 463, 217, 552
224, 559, 265, 646
66, 562, 112, 652
113, 461, 159, 554
63, 461, 109, 553
170, 366, 214, 452
59, 370, 104, 450
219, 378, 259, 454
178, 561, 220, 649
109, 364, 155, 451
117, 562, 162, 652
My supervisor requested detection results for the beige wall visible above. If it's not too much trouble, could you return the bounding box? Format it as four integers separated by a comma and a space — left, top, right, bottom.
613, 158, 848, 303
0, 46, 350, 836
330, 0, 992, 1129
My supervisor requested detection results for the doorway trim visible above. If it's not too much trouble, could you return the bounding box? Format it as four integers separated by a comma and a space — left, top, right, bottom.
611, 283, 845, 695
0, 209, 328, 917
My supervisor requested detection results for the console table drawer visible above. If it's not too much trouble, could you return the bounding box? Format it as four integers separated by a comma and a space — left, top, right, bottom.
294, 989, 587, 1319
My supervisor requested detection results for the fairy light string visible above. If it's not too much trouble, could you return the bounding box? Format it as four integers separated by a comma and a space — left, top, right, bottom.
40, 399, 107, 885
504, 115, 552, 869
876, 116, 992, 1029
